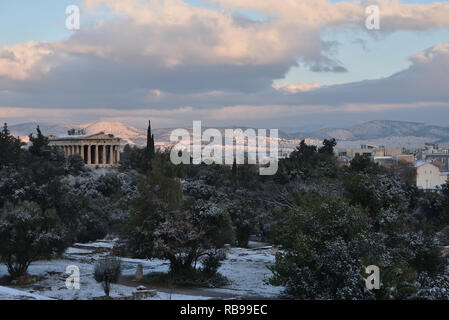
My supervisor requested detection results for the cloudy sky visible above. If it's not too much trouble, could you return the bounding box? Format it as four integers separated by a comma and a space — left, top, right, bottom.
0, 0, 448, 130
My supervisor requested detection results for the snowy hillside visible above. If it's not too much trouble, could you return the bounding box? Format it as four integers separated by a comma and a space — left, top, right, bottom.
289, 120, 449, 148
82, 121, 147, 146
0, 286, 53, 300
9, 120, 449, 151
9, 121, 147, 147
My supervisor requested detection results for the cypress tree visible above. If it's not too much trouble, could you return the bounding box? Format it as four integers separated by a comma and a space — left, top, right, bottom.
232, 158, 238, 183
147, 120, 155, 157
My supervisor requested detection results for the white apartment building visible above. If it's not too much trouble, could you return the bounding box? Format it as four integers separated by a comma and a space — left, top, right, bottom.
415, 161, 448, 190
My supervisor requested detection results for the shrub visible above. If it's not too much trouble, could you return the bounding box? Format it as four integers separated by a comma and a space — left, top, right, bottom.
94, 257, 122, 297
0, 201, 66, 279
270, 196, 375, 299
201, 253, 223, 276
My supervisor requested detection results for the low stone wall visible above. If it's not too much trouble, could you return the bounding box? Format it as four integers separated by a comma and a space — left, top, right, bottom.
93, 288, 157, 300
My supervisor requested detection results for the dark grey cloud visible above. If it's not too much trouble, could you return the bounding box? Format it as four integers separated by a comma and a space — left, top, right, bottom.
1, 42, 448, 112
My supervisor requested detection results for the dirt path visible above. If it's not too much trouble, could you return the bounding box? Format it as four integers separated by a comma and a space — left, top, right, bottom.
118, 275, 271, 300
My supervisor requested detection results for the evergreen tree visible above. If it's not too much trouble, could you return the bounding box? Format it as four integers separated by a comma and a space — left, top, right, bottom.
232, 159, 238, 180
318, 138, 337, 155
0, 201, 66, 278
28, 126, 50, 157
147, 120, 155, 158
0, 123, 24, 167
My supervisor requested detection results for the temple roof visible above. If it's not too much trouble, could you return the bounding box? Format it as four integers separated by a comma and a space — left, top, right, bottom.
49, 132, 120, 141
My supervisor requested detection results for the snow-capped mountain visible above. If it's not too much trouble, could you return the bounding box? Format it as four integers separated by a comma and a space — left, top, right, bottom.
81, 121, 147, 146
8, 120, 449, 151
8, 121, 147, 147
288, 120, 449, 149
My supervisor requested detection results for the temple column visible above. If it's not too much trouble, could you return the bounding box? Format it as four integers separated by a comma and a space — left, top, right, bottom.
102, 145, 106, 165
80, 145, 84, 161
111, 146, 114, 164
87, 145, 91, 164
107, 145, 111, 164
110, 145, 114, 164
116, 145, 120, 164
94, 145, 99, 165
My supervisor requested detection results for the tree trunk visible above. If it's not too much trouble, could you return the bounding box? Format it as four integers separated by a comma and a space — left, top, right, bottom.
104, 282, 110, 297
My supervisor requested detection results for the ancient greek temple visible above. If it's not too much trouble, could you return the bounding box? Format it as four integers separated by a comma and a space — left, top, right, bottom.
48, 132, 121, 167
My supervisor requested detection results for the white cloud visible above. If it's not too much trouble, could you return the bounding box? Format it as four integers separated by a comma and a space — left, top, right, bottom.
0, 0, 449, 128
273, 82, 321, 94
0, 41, 60, 80
3, 0, 448, 85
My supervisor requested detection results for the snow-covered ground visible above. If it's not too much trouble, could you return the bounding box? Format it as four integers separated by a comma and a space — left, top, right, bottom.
0, 239, 283, 300
0, 286, 53, 300
214, 247, 283, 298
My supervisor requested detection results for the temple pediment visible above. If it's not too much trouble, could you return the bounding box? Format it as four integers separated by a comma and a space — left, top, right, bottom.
83, 133, 117, 140
49, 132, 119, 141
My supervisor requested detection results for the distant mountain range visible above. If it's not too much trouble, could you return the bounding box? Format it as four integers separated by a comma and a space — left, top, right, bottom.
9, 120, 449, 151
287, 120, 449, 149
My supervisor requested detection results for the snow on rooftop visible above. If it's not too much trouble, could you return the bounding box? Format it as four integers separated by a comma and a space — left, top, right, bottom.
53, 134, 91, 139
414, 160, 434, 168
50, 132, 117, 140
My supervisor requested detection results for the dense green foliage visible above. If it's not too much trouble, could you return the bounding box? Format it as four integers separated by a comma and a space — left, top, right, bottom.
126, 161, 233, 279
269, 146, 449, 299
0, 201, 66, 278
0, 124, 137, 277
1, 121, 449, 299
0, 123, 24, 167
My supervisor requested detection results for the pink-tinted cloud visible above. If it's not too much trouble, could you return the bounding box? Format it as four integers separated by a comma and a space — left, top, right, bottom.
273, 82, 321, 94
0, 0, 449, 129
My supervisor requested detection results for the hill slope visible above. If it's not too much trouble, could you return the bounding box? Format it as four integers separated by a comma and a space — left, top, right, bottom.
9, 120, 449, 150
289, 120, 449, 149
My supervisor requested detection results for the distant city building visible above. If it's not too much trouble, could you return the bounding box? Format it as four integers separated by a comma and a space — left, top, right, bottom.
49, 132, 121, 167
339, 145, 407, 161
373, 156, 395, 167
395, 154, 415, 165
416, 143, 449, 171
415, 161, 448, 190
